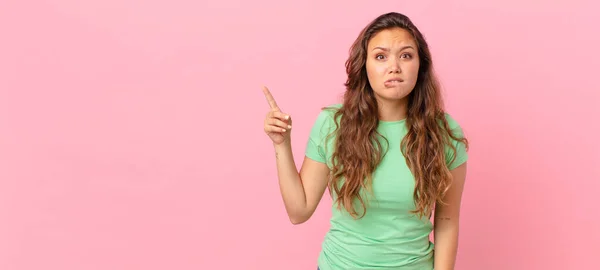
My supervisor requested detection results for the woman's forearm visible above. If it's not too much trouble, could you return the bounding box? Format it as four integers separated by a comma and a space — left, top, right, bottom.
433, 220, 459, 270
273, 141, 308, 223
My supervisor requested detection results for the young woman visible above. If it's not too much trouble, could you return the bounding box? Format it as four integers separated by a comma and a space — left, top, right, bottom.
262, 12, 469, 270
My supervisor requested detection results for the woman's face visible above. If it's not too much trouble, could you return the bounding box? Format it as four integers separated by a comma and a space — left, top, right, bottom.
365, 27, 420, 104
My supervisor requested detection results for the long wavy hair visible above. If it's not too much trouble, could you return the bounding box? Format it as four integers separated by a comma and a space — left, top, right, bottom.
326, 12, 468, 219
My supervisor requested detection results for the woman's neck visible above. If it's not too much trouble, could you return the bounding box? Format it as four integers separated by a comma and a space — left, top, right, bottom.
377, 98, 408, 121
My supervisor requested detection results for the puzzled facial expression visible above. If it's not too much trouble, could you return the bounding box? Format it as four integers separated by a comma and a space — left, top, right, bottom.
365, 27, 420, 102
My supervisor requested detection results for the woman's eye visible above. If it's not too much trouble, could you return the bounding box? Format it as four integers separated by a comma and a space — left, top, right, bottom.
401, 53, 412, 59
376, 55, 385, 60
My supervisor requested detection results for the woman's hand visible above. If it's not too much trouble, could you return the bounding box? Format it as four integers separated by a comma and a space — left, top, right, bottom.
262, 86, 292, 145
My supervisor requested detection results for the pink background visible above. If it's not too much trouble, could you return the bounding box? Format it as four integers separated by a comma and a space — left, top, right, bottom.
1, 0, 598, 269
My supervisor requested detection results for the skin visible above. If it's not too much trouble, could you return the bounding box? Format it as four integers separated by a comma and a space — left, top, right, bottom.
262, 86, 330, 225
434, 162, 467, 270
366, 27, 420, 121
262, 27, 466, 270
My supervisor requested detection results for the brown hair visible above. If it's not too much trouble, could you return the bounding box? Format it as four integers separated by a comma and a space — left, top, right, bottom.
326, 12, 468, 219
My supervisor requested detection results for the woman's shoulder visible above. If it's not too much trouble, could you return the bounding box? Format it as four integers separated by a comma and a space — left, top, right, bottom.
442, 112, 463, 131
313, 103, 343, 122
321, 103, 343, 113
308, 103, 342, 137
307, 104, 342, 145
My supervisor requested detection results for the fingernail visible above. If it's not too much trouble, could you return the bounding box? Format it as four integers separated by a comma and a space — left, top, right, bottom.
282, 129, 286, 132
285, 115, 289, 119
288, 125, 292, 129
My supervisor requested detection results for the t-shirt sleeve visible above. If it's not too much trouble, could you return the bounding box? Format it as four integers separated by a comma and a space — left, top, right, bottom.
445, 114, 469, 170
305, 109, 335, 164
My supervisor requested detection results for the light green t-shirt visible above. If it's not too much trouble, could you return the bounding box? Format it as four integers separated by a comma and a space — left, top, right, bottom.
305, 104, 468, 270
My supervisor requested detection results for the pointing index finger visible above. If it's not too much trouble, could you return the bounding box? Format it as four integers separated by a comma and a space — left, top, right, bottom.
262, 86, 279, 110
